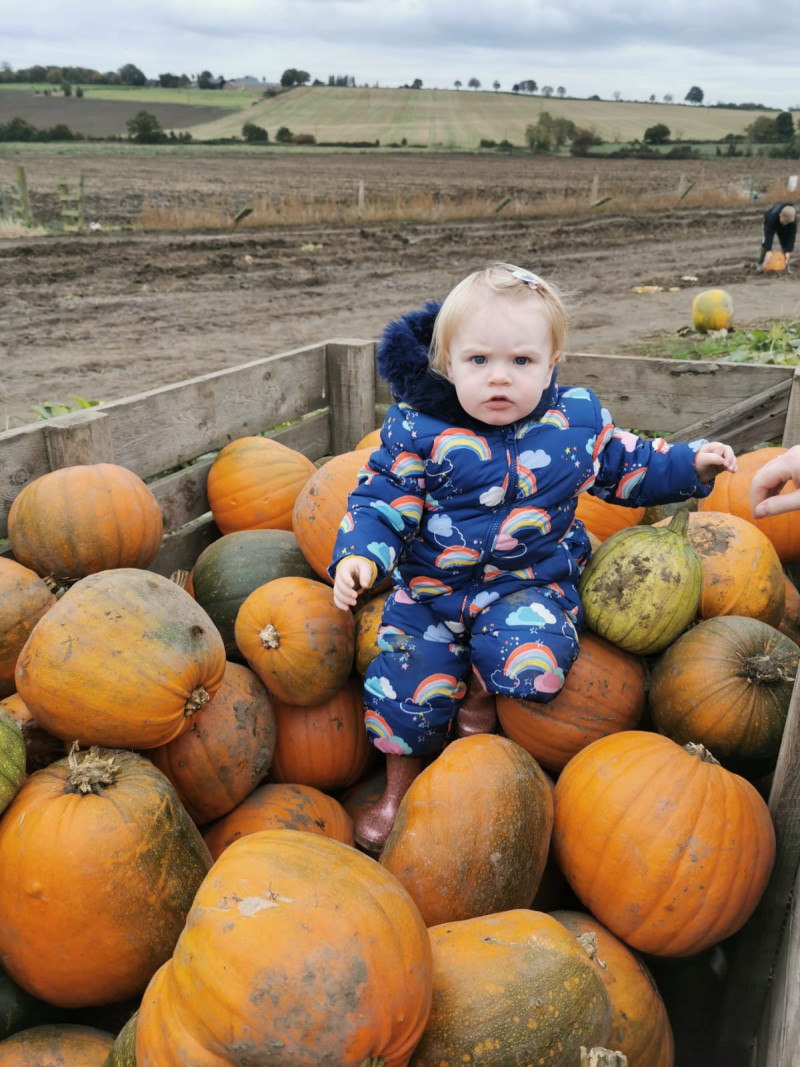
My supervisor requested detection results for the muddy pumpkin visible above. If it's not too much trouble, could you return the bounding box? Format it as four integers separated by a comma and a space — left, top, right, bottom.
692, 288, 733, 332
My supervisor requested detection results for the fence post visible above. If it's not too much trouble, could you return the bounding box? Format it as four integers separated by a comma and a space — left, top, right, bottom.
357, 179, 365, 211
11, 165, 32, 226
325, 340, 377, 454
59, 174, 85, 233
43, 409, 115, 468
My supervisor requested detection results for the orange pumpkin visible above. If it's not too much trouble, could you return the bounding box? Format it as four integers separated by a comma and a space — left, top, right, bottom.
692, 288, 734, 332
268, 676, 373, 791
353, 589, 390, 675
648, 615, 799, 775
552, 731, 776, 957
698, 446, 800, 562
202, 781, 354, 859
0, 558, 56, 699
148, 661, 277, 825
496, 631, 645, 772
655, 509, 785, 627
410, 910, 612, 1065
0, 1023, 114, 1066
780, 573, 800, 645
553, 910, 675, 1067
234, 575, 354, 705
381, 734, 553, 927
7, 463, 163, 581
0, 746, 212, 1008
135, 831, 434, 1067
355, 428, 383, 451
206, 435, 317, 534
15, 568, 226, 750
292, 447, 373, 581
576, 494, 645, 542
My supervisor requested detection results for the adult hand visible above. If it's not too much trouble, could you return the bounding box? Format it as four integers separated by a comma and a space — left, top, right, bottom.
750, 445, 800, 518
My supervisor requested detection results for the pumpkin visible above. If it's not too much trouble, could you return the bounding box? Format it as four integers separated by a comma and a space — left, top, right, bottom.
103, 1012, 138, 1067
292, 447, 374, 581
780, 573, 800, 645
496, 631, 646, 773
698, 446, 800, 562
0, 745, 212, 1008
148, 661, 277, 825
692, 288, 734, 332
552, 731, 776, 957
409, 909, 612, 1066
191, 529, 317, 656
380, 734, 553, 927
0, 1023, 114, 1066
0, 694, 65, 775
0, 707, 25, 817
268, 676, 373, 791
206, 435, 317, 534
0, 558, 56, 699
648, 615, 798, 775
354, 589, 390, 675
355, 428, 383, 451
203, 781, 354, 859
135, 830, 434, 1067
0, 967, 64, 1043
7, 463, 163, 582
654, 510, 784, 627
235, 575, 354, 705
553, 910, 675, 1067
576, 494, 645, 542
14, 568, 226, 750
579, 509, 702, 654
763, 250, 787, 272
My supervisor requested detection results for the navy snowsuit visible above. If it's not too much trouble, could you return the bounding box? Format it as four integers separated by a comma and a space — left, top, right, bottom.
329, 303, 713, 758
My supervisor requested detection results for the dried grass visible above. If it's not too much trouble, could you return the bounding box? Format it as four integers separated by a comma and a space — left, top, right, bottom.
0, 219, 49, 239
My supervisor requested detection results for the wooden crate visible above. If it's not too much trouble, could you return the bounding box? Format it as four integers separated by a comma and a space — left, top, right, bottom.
1, 340, 800, 1064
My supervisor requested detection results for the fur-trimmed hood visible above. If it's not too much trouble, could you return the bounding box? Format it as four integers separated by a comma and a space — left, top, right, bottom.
375, 301, 558, 426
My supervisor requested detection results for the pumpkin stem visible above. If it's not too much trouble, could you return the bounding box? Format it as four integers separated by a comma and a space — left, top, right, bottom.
684, 741, 721, 765
359, 1060, 386, 1067
581, 1050, 628, 1067
666, 508, 691, 540
66, 741, 119, 794
743, 652, 796, 687
259, 624, 281, 650
185, 686, 211, 717
576, 931, 607, 969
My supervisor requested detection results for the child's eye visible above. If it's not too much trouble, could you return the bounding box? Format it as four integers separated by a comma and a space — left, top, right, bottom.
513, 356, 531, 365
471, 355, 487, 365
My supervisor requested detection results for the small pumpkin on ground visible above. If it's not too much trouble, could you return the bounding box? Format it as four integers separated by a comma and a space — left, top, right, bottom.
205, 435, 317, 534
579, 510, 702, 654
202, 781, 354, 859
0, 745, 212, 1008
380, 734, 553, 927
134, 830, 434, 1067
553, 910, 675, 1067
235, 575, 354, 706
692, 288, 733, 332
576, 494, 645, 542
0, 558, 56, 699
552, 731, 775, 957
0, 1023, 114, 1066
190, 529, 318, 656
408, 909, 612, 1066
148, 660, 277, 825
15, 568, 226, 750
7, 463, 163, 582
496, 631, 645, 773
268, 676, 373, 792
648, 615, 798, 776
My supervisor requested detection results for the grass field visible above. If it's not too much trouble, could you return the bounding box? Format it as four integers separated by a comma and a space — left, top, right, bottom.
1, 84, 796, 150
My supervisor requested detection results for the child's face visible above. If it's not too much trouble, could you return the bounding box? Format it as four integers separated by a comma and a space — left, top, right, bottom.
445, 291, 560, 425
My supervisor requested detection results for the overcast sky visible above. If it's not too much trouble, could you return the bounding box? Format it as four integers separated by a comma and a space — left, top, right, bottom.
4, 0, 798, 110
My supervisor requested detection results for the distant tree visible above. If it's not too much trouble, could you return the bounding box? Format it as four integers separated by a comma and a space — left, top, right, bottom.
242, 121, 268, 143
76, 86, 83, 98
159, 73, 183, 89
280, 68, 310, 88
118, 63, 146, 86
411, 78, 423, 89
126, 110, 164, 143
570, 128, 598, 155
454, 79, 462, 90
557, 86, 566, 99
685, 85, 704, 104
512, 84, 520, 93
663, 93, 673, 103
61, 82, 71, 97
644, 123, 671, 144
541, 85, 553, 97
275, 126, 293, 143
518, 79, 537, 94
776, 110, 795, 140
493, 80, 501, 92
45, 67, 63, 84
613, 90, 622, 102
649, 94, 656, 103
525, 111, 573, 152
468, 77, 481, 90
746, 115, 779, 142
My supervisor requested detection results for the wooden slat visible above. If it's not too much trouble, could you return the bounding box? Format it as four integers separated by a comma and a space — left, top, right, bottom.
326, 340, 377, 454
43, 409, 115, 468
667, 379, 792, 453
781, 368, 800, 447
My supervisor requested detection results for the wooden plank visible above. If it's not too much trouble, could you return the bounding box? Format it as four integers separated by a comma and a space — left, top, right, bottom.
150, 515, 219, 577
325, 340, 376, 454
667, 379, 791, 453
758, 881, 800, 1065
781, 368, 800, 447
715, 674, 800, 1065
42, 409, 115, 468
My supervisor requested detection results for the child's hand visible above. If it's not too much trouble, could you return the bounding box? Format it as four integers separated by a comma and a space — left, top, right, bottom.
333, 556, 378, 610
695, 441, 737, 484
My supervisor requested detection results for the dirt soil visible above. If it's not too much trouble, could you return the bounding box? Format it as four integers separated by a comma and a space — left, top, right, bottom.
2, 151, 799, 432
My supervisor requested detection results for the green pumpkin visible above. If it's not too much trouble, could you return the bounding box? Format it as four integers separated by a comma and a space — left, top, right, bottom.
192, 530, 318, 655
0, 706, 25, 816
103, 1010, 138, 1067
579, 509, 702, 655
0, 966, 65, 1041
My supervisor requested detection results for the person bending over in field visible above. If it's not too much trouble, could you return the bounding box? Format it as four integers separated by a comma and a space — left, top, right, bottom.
330, 261, 737, 852
756, 202, 796, 272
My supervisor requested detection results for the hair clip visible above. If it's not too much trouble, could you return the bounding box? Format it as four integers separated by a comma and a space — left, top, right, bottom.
511, 269, 541, 291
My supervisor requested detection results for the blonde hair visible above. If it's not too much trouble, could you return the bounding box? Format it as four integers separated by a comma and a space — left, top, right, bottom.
429, 262, 568, 375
